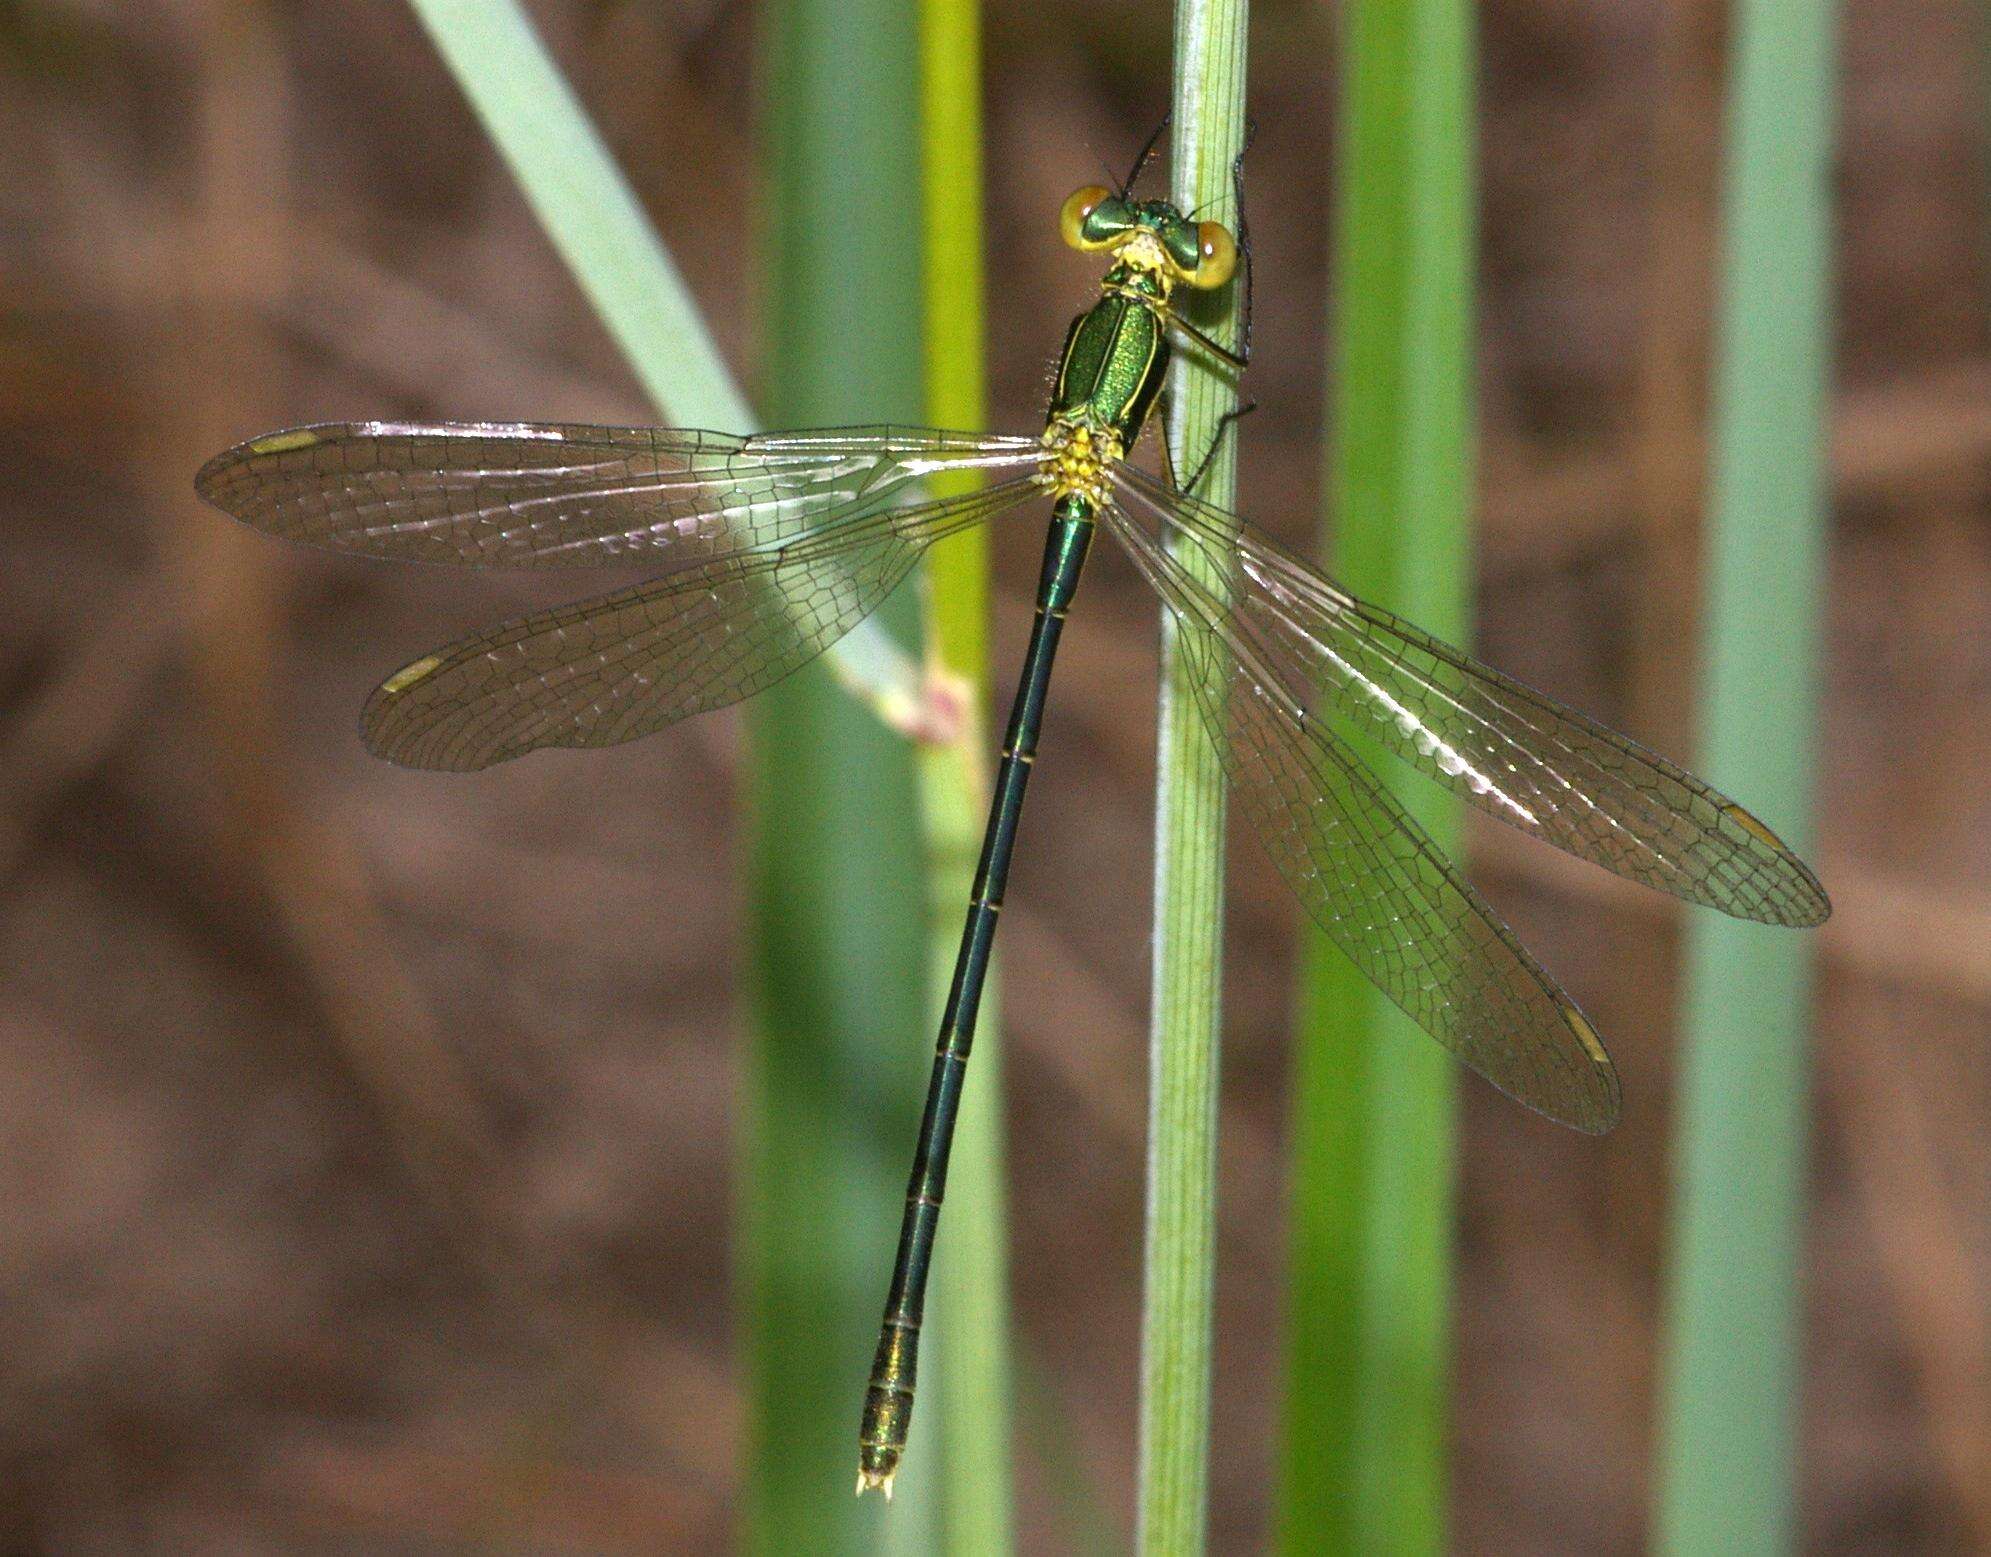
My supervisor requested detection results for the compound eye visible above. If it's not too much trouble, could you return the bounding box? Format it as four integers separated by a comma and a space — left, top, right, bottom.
1189, 221, 1238, 288
1060, 185, 1117, 251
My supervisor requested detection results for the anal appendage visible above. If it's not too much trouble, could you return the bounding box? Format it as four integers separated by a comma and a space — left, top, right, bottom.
856, 1325, 916, 1499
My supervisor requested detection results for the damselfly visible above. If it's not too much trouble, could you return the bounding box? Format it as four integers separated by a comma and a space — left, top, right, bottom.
196, 149, 1828, 1497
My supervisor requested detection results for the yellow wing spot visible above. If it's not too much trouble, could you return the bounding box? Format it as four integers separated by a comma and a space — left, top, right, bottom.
1561, 1002, 1610, 1067
380, 653, 446, 695
246, 428, 322, 456
1723, 802, 1789, 852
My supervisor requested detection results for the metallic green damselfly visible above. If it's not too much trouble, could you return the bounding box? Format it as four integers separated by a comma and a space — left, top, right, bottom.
196, 171, 1828, 1497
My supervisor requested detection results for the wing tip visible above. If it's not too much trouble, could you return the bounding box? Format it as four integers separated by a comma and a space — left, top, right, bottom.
1556, 1000, 1624, 1135
191, 445, 240, 505
1790, 875, 1833, 927
1719, 802, 1833, 927
1570, 1093, 1623, 1136
193, 423, 343, 509
359, 665, 502, 774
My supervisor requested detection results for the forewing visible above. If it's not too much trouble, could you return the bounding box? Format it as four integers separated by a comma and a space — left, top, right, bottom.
196, 421, 1042, 570
364, 477, 1041, 770
1104, 498, 1620, 1133
1113, 465, 1827, 928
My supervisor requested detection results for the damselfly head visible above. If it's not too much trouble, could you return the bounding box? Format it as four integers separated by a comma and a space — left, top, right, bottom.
1059, 186, 1237, 291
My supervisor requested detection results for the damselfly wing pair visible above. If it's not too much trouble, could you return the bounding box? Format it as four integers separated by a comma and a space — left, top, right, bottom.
196, 176, 1828, 1495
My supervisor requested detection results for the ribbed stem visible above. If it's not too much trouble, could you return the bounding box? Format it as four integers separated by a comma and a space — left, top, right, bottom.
1136, 3, 1249, 1551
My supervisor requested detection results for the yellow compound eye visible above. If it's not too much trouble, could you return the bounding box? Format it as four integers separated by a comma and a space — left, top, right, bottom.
1060, 185, 1116, 251
1189, 221, 1238, 289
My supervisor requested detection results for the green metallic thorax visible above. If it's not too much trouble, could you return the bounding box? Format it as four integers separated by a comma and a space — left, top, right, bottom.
1047, 266, 1171, 460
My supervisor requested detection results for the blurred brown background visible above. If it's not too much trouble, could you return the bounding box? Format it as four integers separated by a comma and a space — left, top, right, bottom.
1, 0, 1986, 1550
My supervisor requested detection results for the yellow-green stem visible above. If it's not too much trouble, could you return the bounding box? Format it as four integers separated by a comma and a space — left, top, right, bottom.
918, 0, 1015, 1547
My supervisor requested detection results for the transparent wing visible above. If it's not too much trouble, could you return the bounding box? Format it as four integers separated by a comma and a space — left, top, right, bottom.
1113, 464, 1828, 928
363, 476, 1043, 771
1103, 497, 1620, 1132
196, 421, 1044, 570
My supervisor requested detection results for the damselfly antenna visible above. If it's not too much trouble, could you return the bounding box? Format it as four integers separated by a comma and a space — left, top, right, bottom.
1120, 111, 1172, 196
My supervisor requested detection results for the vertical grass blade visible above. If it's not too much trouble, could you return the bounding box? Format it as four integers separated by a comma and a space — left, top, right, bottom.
744, 3, 940, 1549
1651, 4, 1839, 1550
1277, 3, 1474, 1551
1137, 4, 1249, 1551
917, 0, 1016, 1549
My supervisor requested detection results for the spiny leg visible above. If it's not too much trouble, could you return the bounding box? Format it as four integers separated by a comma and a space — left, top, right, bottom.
1164, 307, 1250, 372
1157, 391, 1258, 499
1180, 400, 1258, 497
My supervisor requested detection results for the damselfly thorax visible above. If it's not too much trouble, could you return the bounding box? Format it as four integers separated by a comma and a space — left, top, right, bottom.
1037, 182, 1239, 516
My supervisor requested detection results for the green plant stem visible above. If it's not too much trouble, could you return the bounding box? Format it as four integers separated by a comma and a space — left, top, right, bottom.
1652, 2, 1838, 1550
917, 0, 1015, 1548
1278, 3, 1473, 1551
406, 0, 915, 722
746, 3, 939, 1549
1136, 4, 1249, 1552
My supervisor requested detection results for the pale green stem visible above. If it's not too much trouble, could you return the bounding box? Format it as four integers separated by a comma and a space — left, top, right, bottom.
406, 0, 917, 724
1136, 3, 1249, 1552
1652, 1, 1838, 1549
